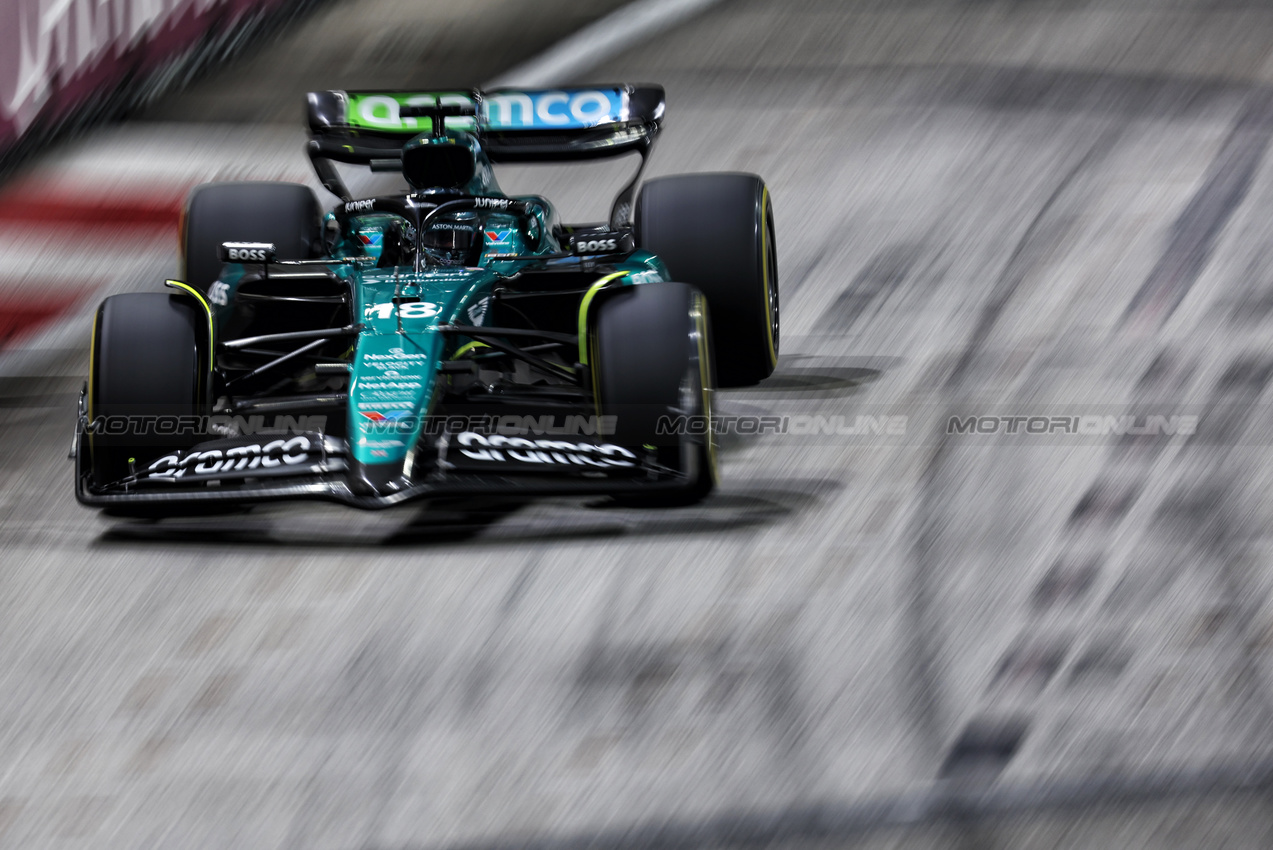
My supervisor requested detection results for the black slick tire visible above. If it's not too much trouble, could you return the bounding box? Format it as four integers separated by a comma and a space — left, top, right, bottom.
182, 181, 321, 292
88, 292, 209, 489
634, 172, 778, 387
590, 281, 716, 506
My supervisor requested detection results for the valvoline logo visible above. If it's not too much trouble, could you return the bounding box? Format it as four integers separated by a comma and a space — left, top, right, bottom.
360, 410, 411, 422
485, 229, 513, 245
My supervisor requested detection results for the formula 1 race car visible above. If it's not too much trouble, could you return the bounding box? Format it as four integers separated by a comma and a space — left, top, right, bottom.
73, 85, 778, 511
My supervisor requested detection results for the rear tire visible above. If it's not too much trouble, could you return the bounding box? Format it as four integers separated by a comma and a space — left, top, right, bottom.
591, 282, 716, 506
182, 181, 321, 292
88, 292, 209, 489
635, 172, 778, 387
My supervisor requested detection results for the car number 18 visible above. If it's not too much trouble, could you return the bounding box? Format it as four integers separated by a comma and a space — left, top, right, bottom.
365, 302, 440, 320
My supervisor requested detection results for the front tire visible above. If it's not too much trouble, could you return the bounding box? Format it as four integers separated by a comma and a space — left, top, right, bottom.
635, 172, 778, 387
88, 292, 209, 489
591, 281, 716, 505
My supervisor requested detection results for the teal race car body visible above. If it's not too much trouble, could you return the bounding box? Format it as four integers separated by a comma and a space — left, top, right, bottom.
74, 85, 779, 512
211, 204, 669, 473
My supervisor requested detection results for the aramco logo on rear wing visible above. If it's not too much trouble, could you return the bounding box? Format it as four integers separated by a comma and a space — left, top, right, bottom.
346, 89, 627, 133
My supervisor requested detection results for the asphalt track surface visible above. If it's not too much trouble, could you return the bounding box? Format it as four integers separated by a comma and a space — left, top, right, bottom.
8, 0, 1273, 847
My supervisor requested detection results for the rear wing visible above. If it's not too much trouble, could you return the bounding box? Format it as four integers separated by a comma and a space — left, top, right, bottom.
306, 85, 665, 226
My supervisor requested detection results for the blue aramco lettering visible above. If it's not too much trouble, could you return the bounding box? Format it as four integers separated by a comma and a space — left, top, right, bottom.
483, 89, 625, 130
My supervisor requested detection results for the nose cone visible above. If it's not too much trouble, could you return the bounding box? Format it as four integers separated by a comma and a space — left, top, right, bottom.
349, 335, 437, 468
346, 457, 412, 498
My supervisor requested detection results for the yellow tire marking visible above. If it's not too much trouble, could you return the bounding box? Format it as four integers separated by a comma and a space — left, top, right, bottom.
760, 186, 777, 369
692, 291, 718, 483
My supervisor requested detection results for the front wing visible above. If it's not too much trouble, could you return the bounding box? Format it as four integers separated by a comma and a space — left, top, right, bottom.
73, 413, 700, 511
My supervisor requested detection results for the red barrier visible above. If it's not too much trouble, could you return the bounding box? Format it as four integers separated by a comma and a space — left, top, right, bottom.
0, 289, 89, 347
0, 180, 187, 229
0, 0, 302, 352
0, 0, 289, 158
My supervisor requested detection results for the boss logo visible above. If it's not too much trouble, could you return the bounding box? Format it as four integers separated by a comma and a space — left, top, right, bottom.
345, 199, 375, 212
474, 197, 512, 209
219, 242, 277, 263
572, 232, 632, 255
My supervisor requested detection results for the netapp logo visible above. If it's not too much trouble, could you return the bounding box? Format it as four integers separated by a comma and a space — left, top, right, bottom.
345, 199, 375, 213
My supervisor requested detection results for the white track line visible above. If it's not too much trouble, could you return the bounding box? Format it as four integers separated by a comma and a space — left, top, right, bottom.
486, 0, 724, 88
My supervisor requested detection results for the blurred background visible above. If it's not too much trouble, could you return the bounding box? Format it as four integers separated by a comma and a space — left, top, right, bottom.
5, 0, 1273, 847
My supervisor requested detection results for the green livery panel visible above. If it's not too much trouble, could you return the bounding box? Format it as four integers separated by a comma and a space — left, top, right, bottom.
211, 200, 669, 469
